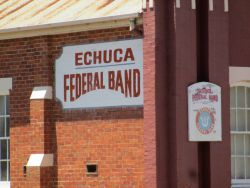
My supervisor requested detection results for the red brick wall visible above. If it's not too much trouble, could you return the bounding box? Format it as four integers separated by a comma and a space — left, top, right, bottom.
152, 0, 230, 187
143, 5, 157, 188
229, 0, 250, 67
0, 27, 144, 188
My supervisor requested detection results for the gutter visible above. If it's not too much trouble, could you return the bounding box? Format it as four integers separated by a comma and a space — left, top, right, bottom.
0, 13, 142, 40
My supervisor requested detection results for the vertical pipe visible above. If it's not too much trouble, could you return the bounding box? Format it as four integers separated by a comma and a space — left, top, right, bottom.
209, 0, 214, 11
224, 0, 229, 12
176, 0, 181, 8
191, 0, 196, 9
143, 0, 147, 10
149, 0, 154, 8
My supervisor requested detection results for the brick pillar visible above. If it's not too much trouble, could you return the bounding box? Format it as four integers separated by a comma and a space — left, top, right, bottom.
143, 2, 157, 188
171, 1, 199, 188
146, 1, 199, 187
30, 100, 46, 152
207, 1, 230, 187
28, 97, 55, 188
27, 36, 56, 188
148, 0, 230, 187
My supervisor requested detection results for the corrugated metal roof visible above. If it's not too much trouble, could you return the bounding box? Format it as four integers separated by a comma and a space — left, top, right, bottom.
0, 0, 142, 31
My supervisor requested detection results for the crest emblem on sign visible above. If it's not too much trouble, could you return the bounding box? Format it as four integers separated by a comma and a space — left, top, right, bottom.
196, 107, 215, 135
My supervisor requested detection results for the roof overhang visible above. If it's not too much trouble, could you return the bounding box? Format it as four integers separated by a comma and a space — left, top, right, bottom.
0, 13, 142, 40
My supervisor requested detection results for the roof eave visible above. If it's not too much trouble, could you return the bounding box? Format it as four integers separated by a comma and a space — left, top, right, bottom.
0, 13, 142, 40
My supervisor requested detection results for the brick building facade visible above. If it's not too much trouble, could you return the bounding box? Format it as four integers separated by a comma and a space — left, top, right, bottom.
1, 28, 145, 188
0, 0, 250, 188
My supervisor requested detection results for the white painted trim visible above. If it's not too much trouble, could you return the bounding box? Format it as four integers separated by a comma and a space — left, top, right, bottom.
0, 182, 10, 188
191, 0, 196, 9
176, 0, 181, 8
149, 0, 154, 8
0, 14, 142, 40
142, 0, 147, 10
232, 185, 250, 188
229, 67, 250, 86
0, 78, 12, 95
232, 179, 250, 187
0, 13, 140, 34
224, 0, 229, 12
232, 179, 250, 184
209, 0, 214, 11
230, 82, 250, 87
27, 154, 54, 167
30, 86, 52, 100
129, 19, 136, 31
